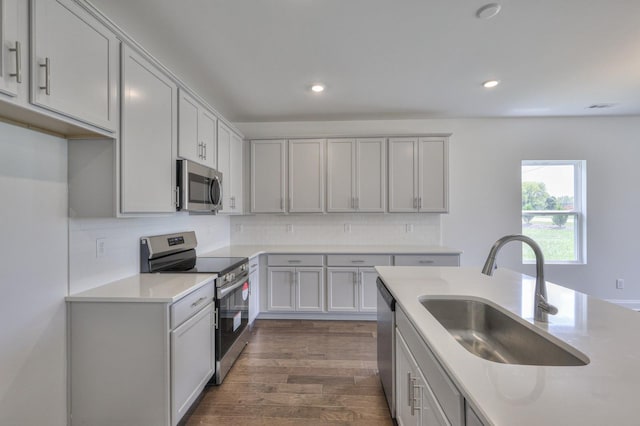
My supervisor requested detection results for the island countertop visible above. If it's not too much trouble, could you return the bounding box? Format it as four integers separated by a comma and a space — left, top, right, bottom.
375, 266, 640, 426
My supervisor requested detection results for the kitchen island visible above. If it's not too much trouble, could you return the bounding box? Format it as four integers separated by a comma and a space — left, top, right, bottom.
376, 266, 640, 425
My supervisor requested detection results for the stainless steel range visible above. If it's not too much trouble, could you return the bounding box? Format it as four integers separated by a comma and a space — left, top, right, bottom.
140, 231, 250, 384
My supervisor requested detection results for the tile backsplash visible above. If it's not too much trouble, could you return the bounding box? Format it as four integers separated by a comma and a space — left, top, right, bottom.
230, 213, 441, 246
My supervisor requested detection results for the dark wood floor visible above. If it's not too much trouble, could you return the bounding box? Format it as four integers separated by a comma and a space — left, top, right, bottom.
184, 319, 394, 425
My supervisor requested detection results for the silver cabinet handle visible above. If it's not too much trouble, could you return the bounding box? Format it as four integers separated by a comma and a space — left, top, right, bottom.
214, 307, 219, 329
419, 259, 434, 264
351, 260, 365, 264
39, 57, 50, 95
173, 187, 179, 208
418, 197, 423, 209
9, 41, 21, 83
198, 142, 202, 159
191, 296, 208, 308
231, 196, 236, 209
203, 142, 207, 160
407, 372, 413, 407
287, 260, 301, 264
411, 380, 421, 416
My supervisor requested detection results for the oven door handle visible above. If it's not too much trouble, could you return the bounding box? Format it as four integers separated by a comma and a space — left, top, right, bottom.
217, 276, 248, 299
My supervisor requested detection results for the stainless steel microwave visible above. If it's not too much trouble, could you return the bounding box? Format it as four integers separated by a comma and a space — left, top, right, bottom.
177, 159, 223, 213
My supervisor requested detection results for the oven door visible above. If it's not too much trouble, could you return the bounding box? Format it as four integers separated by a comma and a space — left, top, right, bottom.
215, 274, 249, 370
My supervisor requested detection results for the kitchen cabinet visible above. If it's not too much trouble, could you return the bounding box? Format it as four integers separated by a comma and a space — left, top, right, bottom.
266, 254, 325, 312
327, 138, 386, 212
68, 279, 216, 426
120, 43, 178, 213
0, 0, 25, 99
388, 137, 449, 213
326, 254, 390, 313
251, 139, 286, 213
396, 306, 464, 426
31, 0, 119, 132
218, 121, 243, 214
178, 88, 217, 169
288, 138, 325, 213
248, 256, 260, 324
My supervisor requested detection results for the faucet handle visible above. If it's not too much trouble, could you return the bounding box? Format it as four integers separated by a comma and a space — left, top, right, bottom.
537, 297, 558, 315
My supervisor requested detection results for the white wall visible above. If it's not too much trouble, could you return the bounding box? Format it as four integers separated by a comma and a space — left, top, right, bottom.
237, 116, 640, 300
0, 123, 68, 426
69, 214, 230, 294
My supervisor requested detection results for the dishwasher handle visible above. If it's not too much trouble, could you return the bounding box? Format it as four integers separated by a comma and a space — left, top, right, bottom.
376, 278, 395, 311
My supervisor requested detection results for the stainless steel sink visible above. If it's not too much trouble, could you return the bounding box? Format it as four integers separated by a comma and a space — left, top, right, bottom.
421, 297, 589, 366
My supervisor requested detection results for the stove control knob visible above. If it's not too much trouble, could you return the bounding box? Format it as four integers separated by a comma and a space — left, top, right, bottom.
241, 264, 247, 272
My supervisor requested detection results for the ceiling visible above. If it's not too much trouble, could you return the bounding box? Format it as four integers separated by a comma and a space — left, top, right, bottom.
89, 0, 640, 122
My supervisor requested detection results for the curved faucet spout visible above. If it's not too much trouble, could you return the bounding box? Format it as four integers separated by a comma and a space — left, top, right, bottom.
481, 234, 558, 322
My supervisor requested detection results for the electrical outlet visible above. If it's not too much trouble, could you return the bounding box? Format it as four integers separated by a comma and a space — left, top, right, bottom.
405, 224, 414, 233
616, 279, 624, 289
344, 223, 351, 233
96, 238, 106, 258
235, 224, 243, 233
286, 224, 294, 233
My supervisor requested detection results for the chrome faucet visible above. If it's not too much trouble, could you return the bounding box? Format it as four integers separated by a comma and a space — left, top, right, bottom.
482, 234, 558, 322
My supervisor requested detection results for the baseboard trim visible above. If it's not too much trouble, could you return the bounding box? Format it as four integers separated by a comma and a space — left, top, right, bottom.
605, 299, 640, 311
256, 312, 377, 321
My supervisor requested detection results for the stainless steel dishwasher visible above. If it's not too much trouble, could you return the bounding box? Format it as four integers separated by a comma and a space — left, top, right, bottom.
377, 277, 395, 418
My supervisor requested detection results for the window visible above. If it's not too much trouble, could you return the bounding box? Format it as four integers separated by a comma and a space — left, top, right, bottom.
521, 160, 586, 264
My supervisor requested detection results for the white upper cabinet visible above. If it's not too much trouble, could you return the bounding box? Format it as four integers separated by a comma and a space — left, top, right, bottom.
327, 138, 385, 212
120, 44, 177, 213
217, 122, 243, 214
31, 0, 118, 132
0, 0, 25, 99
389, 136, 449, 213
178, 88, 217, 169
288, 138, 325, 213
251, 139, 286, 213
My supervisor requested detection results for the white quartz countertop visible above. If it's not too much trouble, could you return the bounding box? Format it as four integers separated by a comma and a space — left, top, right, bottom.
375, 266, 640, 426
66, 273, 216, 303
200, 244, 461, 259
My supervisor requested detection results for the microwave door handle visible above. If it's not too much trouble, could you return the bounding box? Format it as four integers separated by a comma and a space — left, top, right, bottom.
210, 177, 222, 209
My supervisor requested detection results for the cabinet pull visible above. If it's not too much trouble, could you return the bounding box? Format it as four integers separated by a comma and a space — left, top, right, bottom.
411, 381, 421, 416
351, 260, 365, 264
407, 372, 413, 407
418, 197, 423, 209
39, 57, 50, 95
214, 307, 219, 329
9, 41, 21, 83
203, 142, 207, 160
191, 296, 207, 308
173, 187, 179, 207
231, 196, 236, 209
287, 260, 301, 264
419, 259, 434, 264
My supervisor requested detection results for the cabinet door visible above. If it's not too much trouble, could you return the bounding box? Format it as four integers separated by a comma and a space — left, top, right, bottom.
178, 89, 200, 163
200, 108, 217, 170
356, 138, 386, 212
327, 138, 356, 212
267, 267, 295, 311
389, 138, 418, 212
418, 138, 448, 212
217, 121, 232, 212
359, 268, 378, 312
0, 0, 22, 98
326, 268, 358, 312
417, 367, 451, 426
251, 140, 286, 213
120, 44, 177, 213
396, 330, 421, 426
296, 267, 324, 312
230, 132, 243, 213
171, 303, 214, 425
31, 0, 118, 131
289, 139, 325, 213
248, 262, 260, 324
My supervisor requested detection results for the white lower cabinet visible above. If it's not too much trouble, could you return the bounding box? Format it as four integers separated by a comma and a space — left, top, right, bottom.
267, 266, 324, 312
396, 306, 465, 426
326, 267, 378, 312
68, 280, 215, 426
248, 256, 260, 324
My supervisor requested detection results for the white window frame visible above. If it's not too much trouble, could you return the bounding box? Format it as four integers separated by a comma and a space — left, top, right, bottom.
521, 160, 586, 265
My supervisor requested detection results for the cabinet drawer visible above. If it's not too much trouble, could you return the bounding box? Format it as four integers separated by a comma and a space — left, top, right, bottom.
326, 254, 391, 267
396, 307, 464, 426
171, 281, 215, 329
394, 254, 460, 267
267, 254, 324, 266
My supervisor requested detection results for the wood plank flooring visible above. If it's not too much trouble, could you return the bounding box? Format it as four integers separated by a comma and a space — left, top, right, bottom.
184, 319, 394, 425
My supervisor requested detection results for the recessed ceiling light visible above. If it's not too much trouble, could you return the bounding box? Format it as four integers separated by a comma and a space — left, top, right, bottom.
476, 3, 501, 20
311, 84, 325, 93
482, 80, 500, 88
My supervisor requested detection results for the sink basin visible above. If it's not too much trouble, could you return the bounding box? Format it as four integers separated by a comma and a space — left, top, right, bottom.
420, 297, 589, 366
